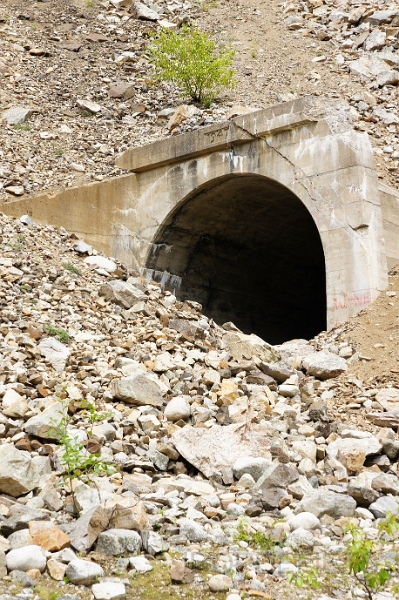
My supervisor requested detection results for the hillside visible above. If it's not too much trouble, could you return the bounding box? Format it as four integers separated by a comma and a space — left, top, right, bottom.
1, 0, 399, 599
0, 0, 398, 202
0, 208, 398, 598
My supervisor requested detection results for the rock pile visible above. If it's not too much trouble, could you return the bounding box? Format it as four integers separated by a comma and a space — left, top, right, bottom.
0, 212, 399, 599
280, 0, 399, 185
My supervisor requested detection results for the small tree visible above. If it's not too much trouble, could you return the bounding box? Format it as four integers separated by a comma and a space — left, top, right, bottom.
148, 25, 236, 108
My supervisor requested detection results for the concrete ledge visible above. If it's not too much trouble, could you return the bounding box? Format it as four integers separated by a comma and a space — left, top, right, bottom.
115, 96, 352, 173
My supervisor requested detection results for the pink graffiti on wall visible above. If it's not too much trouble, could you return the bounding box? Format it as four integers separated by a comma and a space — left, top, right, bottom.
332, 291, 371, 312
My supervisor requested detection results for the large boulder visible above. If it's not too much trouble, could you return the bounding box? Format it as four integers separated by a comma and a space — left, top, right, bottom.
172, 424, 271, 479
295, 489, 356, 518
302, 352, 347, 379
0, 445, 39, 497
6, 545, 47, 572
221, 331, 279, 363
109, 374, 164, 407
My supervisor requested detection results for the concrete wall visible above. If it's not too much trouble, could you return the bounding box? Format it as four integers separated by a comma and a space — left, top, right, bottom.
379, 182, 399, 270
1, 97, 392, 337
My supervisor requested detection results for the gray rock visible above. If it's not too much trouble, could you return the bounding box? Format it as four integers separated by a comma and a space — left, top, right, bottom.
2, 107, 32, 125
279, 384, 299, 397
10, 570, 35, 586
109, 374, 164, 407
295, 489, 356, 518
164, 396, 191, 421
76, 99, 102, 114
255, 462, 299, 491
8, 530, 33, 550
172, 423, 271, 479
372, 474, 399, 495
65, 559, 104, 586
179, 519, 208, 542
99, 279, 145, 308
222, 331, 278, 363
302, 352, 347, 379
233, 457, 272, 481
39, 337, 70, 374
259, 361, 293, 383
273, 562, 298, 577
326, 435, 382, 460
73, 240, 93, 254
377, 70, 399, 87
285, 527, 315, 550
133, 0, 160, 20
141, 530, 168, 555
19, 215, 35, 226
92, 582, 126, 600
373, 107, 399, 125
6, 545, 46, 572
69, 505, 112, 553
348, 471, 379, 506
367, 10, 399, 25
96, 529, 142, 556
0, 444, 39, 497
369, 496, 399, 518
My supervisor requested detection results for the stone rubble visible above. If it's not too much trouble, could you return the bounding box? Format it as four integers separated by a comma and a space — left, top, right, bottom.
0, 212, 398, 599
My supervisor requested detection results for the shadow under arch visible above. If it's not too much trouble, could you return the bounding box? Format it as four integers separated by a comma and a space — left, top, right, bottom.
146, 173, 326, 344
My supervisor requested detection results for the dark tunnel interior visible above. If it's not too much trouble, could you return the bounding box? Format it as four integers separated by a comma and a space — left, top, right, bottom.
146, 174, 327, 345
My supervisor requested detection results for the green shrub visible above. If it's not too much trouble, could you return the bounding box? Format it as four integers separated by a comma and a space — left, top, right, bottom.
49, 399, 116, 514
148, 25, 235, 107
44, 323, 70, 344
62, 262, 81, 276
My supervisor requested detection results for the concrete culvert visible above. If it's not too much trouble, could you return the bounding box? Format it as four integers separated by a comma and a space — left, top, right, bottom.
146, 174, 327, 345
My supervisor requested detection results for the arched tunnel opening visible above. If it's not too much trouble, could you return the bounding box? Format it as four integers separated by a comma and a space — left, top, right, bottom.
146, 174, 327, 345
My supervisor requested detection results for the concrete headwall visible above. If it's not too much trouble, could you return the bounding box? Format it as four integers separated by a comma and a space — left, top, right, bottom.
1, 96, 393, 339
379, 182, 399, 270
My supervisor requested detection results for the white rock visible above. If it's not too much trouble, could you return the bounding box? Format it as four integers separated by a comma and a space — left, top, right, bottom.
208, 574, 232, 592
39, 337, 70, 374
285, 527, 315, 550
24, 401, 67, 439
6, 545, 46, 572
287, 512, 321, 531
153, 352, 175, 372
376, 388, 399, 411
129, 556, 153, 573
164, 396, 191, 421
179, 518, 208, 542
92, 582, 126, 600
84, 256, 117, 272
65, 558, 104, 585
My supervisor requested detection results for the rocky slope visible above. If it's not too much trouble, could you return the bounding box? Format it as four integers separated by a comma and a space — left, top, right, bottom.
0, 212, 399, 600
0, 0, 398, 202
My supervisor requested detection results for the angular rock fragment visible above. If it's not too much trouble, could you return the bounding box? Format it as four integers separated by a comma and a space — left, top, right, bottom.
0, 445, 39, 497
172, 423, 271, 478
